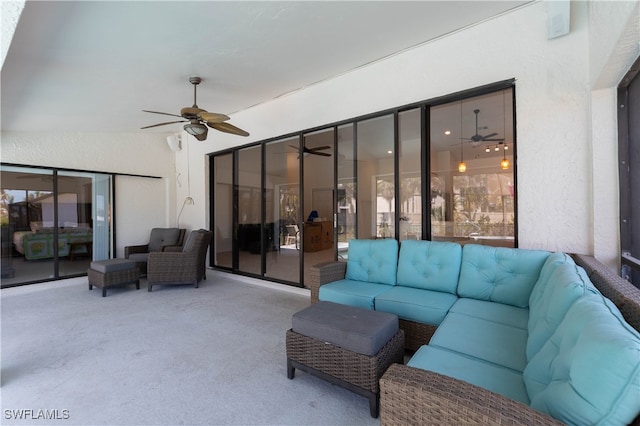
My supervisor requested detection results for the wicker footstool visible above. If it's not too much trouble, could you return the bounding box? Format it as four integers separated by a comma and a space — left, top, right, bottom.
88, 259, 140, 297
286, 301, 404, 418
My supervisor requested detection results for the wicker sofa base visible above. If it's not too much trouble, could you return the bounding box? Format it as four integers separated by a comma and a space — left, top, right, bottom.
286, 328, 405, 418
380, 363, 564, 425
399, 319, 436, 352
88, 265, 140, 297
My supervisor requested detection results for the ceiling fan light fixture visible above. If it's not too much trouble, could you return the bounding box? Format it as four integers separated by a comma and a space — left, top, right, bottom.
184, 122, 207, 136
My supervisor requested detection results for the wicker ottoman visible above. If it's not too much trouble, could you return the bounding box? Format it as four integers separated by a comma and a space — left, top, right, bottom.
88, 259, 140, 297
286, 301, 404, 418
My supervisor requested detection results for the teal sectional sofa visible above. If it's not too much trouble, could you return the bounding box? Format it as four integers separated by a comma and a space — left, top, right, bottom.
309, 239, 640, 425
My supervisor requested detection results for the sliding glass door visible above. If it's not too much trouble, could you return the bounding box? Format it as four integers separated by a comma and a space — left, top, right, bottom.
302, 129, 335, 279
356, 114, 395, 239
236, 145, 263, 276
209, 82, 517, 288
1, 165, 113, 287
213, 153, 233, 269
265, 136, 301, 283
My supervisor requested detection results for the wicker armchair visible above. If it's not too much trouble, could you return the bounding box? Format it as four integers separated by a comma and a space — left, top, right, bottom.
147, 229, 212, 292
125, 228, 186, 274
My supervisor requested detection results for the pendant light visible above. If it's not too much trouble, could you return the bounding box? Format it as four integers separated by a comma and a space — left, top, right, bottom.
458, 101, 466, 173
501, 149, 510, 170
458, 142, 467, 172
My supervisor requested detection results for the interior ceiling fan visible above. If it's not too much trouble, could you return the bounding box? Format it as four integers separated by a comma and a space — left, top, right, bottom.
464, 109, 503, 146
289, 145, 332, 157
141, 77, 249, 141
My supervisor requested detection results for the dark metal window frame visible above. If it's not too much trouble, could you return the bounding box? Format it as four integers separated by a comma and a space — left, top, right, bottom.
618, 56, 640, 282
208, 79, 517, 286
0, 162, 156, 287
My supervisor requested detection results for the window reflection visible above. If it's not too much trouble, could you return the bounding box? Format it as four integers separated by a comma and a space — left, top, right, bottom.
357, 114, 395, 239
265, 137, 301, 284
430, 88, 515, 247
1, 166, 110, 286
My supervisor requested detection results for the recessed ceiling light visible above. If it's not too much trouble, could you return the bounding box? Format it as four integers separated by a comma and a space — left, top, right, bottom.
444, 130, 452, 135
387, 150, 393, 154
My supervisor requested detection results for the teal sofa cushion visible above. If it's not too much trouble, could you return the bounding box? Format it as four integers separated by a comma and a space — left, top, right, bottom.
528, 252, 575, 309
449, 298, 529, 330
429, 312, 528, 372
374, 286, 458, 326
457, 244, 550, 308
344, 239, 398, 286
523, 294, 640, 425
407, 345, 530, 405
526, 262, 599, 360
319, 279, 392, 310
396, 240, 461, 293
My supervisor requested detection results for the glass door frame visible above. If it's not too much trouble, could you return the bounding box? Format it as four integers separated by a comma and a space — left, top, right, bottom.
1, 163, 116, 288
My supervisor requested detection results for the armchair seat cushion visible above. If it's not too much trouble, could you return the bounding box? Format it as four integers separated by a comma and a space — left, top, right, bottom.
127, 253, 149, 263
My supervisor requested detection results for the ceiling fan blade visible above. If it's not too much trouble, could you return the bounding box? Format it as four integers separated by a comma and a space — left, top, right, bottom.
199, 112, 230, 123
311, 151, 331, 157
141, 120, 186, 129
483, 138, 504, 142
481, 133, 498, 140
209, 121, 250, 137
142, 110, 183, 118
308, 145, 331, 152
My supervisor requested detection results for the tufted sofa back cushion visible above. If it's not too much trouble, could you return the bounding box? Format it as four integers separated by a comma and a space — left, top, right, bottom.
526, 261, 599, 360
457, 244, 550, 308
345, 239, 399, 286
528, 252, 575, 308
523, 294, 640, 425
396, 240, 462, 293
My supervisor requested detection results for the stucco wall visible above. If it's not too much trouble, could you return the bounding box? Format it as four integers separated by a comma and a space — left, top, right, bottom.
202, 1, 638, 268
2, 1, 638, 268
0, 131, 178, 256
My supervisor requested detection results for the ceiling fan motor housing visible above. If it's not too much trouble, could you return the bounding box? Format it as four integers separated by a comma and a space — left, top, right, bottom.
181, 106, 204, 120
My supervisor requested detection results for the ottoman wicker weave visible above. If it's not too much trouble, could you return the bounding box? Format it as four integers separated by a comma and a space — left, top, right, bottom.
286, 301, 404, 418
88, 259, 140, 297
